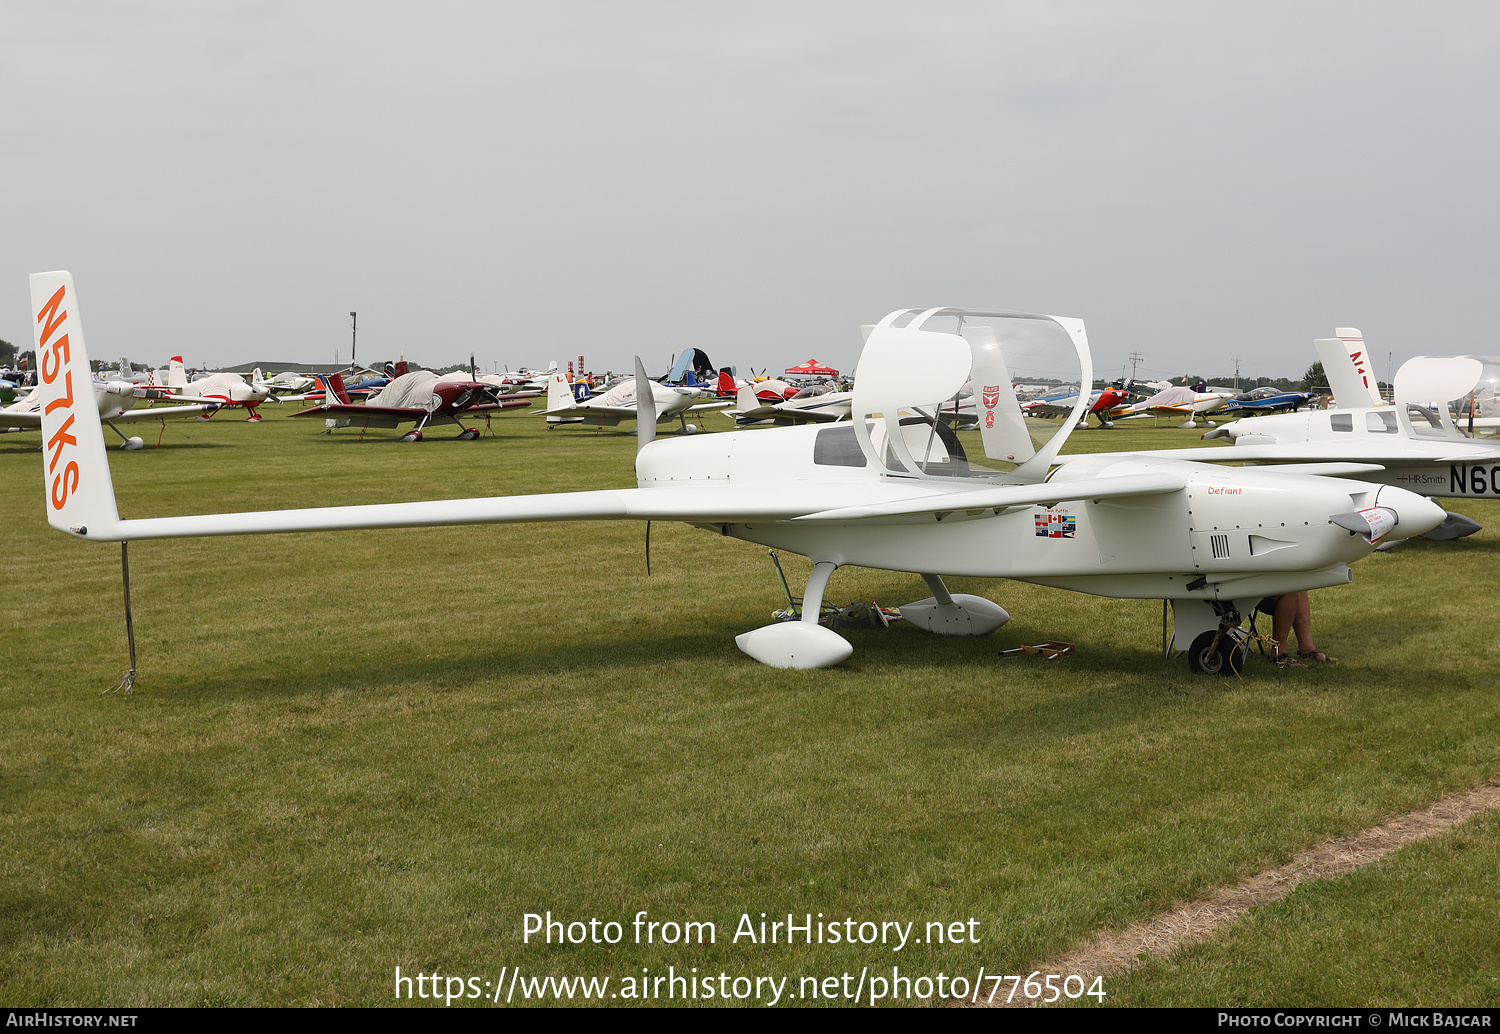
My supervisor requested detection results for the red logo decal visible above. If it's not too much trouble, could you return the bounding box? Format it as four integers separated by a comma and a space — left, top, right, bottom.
982, 385, 1000, 410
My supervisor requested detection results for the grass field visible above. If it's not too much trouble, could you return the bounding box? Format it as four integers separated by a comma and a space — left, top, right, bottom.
1, 406, 1497, 1007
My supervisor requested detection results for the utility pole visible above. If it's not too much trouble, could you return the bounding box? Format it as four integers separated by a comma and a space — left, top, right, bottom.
1232, 357, 1241, 391
1128, 351, 1144, 383
350, 312, 357, 370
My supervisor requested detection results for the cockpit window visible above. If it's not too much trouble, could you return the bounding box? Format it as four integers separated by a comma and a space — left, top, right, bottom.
875, 416, 994, 477
813, 425, 867, 467
1365, 411, 1398, 434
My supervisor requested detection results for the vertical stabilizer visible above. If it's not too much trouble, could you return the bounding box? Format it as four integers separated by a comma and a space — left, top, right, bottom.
1334, 328, 1385, 407
31, 272, 121, 539
322, 373, 352, 405
546, 372, 573, 417
963, 326, 1036, 463
167, 356, 187, 388
1317, 330, 1386, 409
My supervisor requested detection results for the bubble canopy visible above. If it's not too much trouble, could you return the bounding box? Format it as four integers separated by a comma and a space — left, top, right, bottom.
850, 308, 1093, 483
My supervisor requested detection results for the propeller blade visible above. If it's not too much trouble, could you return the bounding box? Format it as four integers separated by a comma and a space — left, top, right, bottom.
634, 356, 656, 450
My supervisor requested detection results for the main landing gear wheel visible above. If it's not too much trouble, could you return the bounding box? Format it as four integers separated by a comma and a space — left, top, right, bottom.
399, 429, 424, 442
1186, 630, 1246, 676
456, 428, 480, 441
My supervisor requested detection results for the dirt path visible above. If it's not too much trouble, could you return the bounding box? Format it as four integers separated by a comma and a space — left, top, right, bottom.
973, 781, 1500, 1007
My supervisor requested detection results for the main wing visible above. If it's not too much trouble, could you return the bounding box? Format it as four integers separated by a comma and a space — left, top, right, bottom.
31, 270, 1193, 546
290, 403, 428, 429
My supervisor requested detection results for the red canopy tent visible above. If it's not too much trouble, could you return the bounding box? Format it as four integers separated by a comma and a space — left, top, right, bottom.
783, 359, 839, 377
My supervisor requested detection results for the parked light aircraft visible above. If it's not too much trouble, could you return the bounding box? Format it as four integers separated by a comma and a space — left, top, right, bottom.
34, 271, 1446, 683
541, 373, 730, 432
251, 369, 316, 395
1113, 384, 1237, 427
1027, 387, 1132, 428
726, 381, 853, 424
293, 371, 534, 441
2, 376, 212, 449
1219, 387, 1319, 415
1111, 334, 1500, 539
140, 357, 274, 420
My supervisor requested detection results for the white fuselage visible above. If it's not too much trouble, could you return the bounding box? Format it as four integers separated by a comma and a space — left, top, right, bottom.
635, 423, 1439, 602
2, 380, 141, 427
1209, 406, 1500, 500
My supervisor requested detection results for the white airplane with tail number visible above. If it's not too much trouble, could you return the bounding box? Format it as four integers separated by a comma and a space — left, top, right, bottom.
33, 271, 1444, 688
1132, 330, 1500, 540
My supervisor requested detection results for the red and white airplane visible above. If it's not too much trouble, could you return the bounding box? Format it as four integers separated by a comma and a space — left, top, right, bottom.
292, 366, 535, 441
138, 357, 274, 420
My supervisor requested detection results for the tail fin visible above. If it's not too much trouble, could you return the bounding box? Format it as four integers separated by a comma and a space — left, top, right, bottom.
1335, 328, 1385, 407
167, 356, 187, 388
1316, 329, 1386, 409
546, 372, 573, 413
318, 373, 352, 406
31, 271, 121, 539
963, 326, 1036, 464
392, 360, 410, 379
735, 381, 761, 416
717, 369, 736, 398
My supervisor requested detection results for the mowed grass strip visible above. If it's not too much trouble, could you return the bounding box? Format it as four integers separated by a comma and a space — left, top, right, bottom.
0, 408, 1496, 1006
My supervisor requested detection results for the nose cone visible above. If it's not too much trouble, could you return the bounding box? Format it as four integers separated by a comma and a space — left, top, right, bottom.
1378, 486, 1447, 540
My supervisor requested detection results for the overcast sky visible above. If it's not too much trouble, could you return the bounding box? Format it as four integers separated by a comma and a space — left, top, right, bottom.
4, 1, 1498, 382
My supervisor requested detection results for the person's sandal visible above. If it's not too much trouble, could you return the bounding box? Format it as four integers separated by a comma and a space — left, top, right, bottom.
1273, 652, 1304, 667
1297, 650, 1336, 663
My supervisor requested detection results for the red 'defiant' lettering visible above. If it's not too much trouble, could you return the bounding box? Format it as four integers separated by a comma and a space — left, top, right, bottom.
37, 284, 79, 511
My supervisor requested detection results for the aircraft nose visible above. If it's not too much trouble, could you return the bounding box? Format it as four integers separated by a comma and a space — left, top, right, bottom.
1375, 486, 1446, 540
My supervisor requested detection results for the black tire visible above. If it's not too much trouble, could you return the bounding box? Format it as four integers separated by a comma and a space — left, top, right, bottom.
1187, 630, 1246, 676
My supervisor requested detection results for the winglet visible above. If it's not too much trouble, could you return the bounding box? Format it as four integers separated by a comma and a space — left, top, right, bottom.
634, 356, 656, 450
31, 271, 121, 540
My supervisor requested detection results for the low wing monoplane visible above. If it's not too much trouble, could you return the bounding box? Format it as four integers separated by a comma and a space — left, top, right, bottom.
292, 370, 534, 441
2, 377, 212, 449
541, 372, 730, 433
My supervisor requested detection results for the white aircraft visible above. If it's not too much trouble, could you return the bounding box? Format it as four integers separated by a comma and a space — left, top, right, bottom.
34, 271, 1445, 687
250, 368, 316, 395
1, 376, 212, 449
493, 361, 560, 391
1113, 384, 1237, 428
1119, 335, 1500, 539
541, 372, 730, 433
139, 357, 274, 420
725, 381, 854, 424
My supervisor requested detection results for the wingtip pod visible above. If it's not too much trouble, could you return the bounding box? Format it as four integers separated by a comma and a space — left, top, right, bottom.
30, 271, 121, 540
